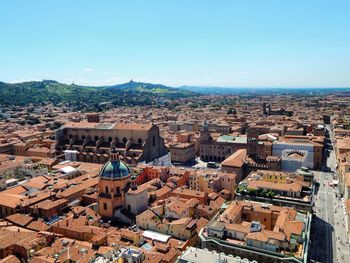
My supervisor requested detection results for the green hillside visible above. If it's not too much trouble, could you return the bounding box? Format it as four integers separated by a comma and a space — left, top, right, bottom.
0, 80, 198, 111
108, 80, 195, 96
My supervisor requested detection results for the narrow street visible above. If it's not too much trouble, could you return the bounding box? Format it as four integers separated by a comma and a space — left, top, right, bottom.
309, 126, 350, 263
310, 170, 335, 263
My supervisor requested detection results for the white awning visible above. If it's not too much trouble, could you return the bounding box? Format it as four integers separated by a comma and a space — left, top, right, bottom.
142, 230, 171, 243
60, 166, 77, 174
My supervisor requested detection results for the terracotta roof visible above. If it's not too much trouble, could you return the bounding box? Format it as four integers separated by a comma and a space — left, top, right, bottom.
0, 255, 21, 263
166, 199, 190, 216
221, 149, 247, 167
208, 192, 219, 200
196, 217, 209, 233
137, 209, 158, 221
172, 187, 206, 199
127, 183, 149, 195
5, 213, 33, 227
33, 238, 96, 263
169, 217, 192, 226
246, 230, 286, 242
0, 228, 37, 250
284, 221, 303, 237
21, 191, 53, 207
115, 123, 153, 131
23, 180, 48, 190
153, 186, 171, 199
0, 194, 23, 208
27, 220, 50, 232
0, 185, 28, 195
225, 223, 250, 234
63, 121, 108, 129
56, 177, 98, 199
34, 199, 69, 210
185, 198, 200, 207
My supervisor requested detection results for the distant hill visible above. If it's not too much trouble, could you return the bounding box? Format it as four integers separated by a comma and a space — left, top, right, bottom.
108, 80, 195, 96
0, 80, 198, 110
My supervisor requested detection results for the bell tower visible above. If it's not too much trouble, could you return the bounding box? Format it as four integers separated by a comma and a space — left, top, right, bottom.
200, 120, 211, 141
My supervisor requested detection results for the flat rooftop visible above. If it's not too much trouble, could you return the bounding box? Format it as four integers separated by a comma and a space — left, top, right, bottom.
178, 246, 254, 263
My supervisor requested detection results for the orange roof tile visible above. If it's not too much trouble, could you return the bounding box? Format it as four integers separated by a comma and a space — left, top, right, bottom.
221, 149, 247, 167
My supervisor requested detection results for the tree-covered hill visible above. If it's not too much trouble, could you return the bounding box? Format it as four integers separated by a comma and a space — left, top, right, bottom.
0, 80, 198, 111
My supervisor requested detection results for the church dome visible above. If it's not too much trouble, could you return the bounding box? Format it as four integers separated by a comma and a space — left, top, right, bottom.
99, 159, 131, 179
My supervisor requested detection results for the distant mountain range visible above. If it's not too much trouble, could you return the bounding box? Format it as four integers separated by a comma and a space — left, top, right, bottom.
0, 80, 197, 110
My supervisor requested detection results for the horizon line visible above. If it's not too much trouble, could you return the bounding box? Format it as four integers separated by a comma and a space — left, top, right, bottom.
2, 79, 350, 89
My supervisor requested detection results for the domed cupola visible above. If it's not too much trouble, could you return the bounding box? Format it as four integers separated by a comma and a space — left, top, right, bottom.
99, 148, 131, 179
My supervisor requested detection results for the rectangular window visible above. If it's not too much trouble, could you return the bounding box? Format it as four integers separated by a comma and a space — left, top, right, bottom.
116, 187, 120, 195
103, 203, 107, 210
105, 186, 108, 193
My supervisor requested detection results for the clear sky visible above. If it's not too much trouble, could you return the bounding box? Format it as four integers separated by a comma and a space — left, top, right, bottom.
0, 0, 349, 87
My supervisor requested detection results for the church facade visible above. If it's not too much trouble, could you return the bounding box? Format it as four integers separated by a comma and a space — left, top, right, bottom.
97, 149, 148, 222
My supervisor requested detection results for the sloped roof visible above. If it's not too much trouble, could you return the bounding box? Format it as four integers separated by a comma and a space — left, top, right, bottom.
221, 149, 247, 167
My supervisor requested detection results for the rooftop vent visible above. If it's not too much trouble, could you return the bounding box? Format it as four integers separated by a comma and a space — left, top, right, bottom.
61, 239, 69, 246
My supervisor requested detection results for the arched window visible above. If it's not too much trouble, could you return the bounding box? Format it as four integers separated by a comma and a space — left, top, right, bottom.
94, 136, 99, 142
123, 137, 127, 144
108, 137, 113, 143
138, 138, 143, 145
82, 135, 86, 141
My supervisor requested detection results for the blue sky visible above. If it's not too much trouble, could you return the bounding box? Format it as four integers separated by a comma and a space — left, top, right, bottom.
0, 0, 349, 87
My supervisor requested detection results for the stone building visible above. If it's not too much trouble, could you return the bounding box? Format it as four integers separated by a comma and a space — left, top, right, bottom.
272, 135, 324, 170
55, 122, 168, 165
199, 121, 247, 162
97, 149, 148, 223
200, 201, 311, 263
263, 103, 293, 116
169, 142, 196, 164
